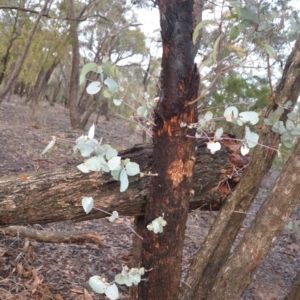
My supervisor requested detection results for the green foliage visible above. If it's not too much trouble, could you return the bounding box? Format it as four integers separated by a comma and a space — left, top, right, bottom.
212, 75, 270, 110
114, 266, 145, 287
89, 265, 145, 299
264, 104, 300, 148
72, 124, 141, 192
147, 216, 167, 234
89, 276, 119, 300
193, 20, 215, 44
81, 61, 123, 102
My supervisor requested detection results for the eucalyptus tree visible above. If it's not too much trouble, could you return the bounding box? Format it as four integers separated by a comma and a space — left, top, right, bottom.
130, 0, 300, 299
73, 0, 147, 128
0, 0, 52, 102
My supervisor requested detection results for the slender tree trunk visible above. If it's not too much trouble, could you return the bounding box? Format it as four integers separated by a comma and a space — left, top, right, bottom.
138, 1, 200, 299
0, 0, 50, 102
207, 137, 300, 299
67, 0, 80, 128
29, 61, 58, 125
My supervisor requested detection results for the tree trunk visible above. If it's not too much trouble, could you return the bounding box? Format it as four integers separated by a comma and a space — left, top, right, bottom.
67, 0, 80, 128
0, 140, 246, 227
180, 32, 300, 300
138, 1, 200, 299
206, 137, 300, 299
0, 0, 50, 102
29, 61, 58, 125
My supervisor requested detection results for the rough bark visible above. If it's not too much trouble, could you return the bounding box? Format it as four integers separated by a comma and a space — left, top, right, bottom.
138, 1, 200, 299
1, 226, 105, 247
207, 137, 300, 299
0, 0, 51, 102
180, 32, 300, 300
0, 140, 246, 227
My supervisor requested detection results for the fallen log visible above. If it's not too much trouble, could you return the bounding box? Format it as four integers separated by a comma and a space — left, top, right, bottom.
0, 137, 249, 227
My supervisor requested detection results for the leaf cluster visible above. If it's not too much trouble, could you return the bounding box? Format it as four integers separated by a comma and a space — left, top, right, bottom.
74, 124, 140, 192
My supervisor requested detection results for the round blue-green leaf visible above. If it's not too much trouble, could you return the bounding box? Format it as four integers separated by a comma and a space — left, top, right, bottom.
245, 126, 259, 148
214, 127, 223, 141
84, 156, 105, 172
286, 119, 295, 130
137, 104, 147, 117
113, 99, 123, 106
204, 111, 213, 121
284, 100, 292, 109
239, 111, 259, 125
287, 111, 297, 121
75, 144, 94, 157
120, 169, 129, 192
125, 162, 140, 176
115, 274, 126, 285
272, 121, 286, 134
86, 81, 101, 95
77, 163, 90, 173
89, 276, 107, 294
224, 106, 238, 122
104, 78, 118, 94
107, 156, 121, 171
130, 272, 142, 285
281, 132, 294, 148
106, 148, 118, 160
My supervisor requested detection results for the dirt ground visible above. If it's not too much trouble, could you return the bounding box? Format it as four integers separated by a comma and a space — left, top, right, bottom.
0, 96, 299, 300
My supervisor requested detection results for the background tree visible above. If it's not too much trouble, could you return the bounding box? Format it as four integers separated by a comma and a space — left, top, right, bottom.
0, 0, 52, 102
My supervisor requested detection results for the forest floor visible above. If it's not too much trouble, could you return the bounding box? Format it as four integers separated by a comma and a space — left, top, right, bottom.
0, 96, 300, 300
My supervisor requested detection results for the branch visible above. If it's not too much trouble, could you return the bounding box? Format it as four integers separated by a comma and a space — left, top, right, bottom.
0, 5, 111, 22
1, 226, 106, 247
